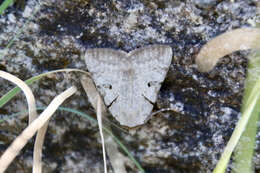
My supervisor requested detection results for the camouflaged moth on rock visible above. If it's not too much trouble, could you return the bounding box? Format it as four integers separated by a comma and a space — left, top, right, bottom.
85, 45, 172, 127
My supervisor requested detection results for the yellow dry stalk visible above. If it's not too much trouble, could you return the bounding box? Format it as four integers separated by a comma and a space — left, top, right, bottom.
196, 28, 260, 72
0, 86, 76, 173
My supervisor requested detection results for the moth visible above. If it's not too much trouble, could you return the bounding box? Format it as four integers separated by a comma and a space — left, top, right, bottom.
85, 45, 172, 127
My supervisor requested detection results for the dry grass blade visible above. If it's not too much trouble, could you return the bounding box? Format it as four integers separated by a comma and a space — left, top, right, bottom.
196, 28, 260, 72
80, 76, 127, 133
81, 76, 129, 172
0, 86, 77, 173
97, 95, 107, 173
0, 70, 37, 123
0, 68, 89, 108
0, 70, 47, 173
33, 121, 49, 173
0, 70, 48, 173
80, 75, 106, 114
0, 70, 89, 173
31, 69, 88, 173
104, 135, 128, 173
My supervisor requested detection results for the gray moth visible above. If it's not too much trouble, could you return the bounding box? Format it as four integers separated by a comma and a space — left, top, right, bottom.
85, 45, 172, 127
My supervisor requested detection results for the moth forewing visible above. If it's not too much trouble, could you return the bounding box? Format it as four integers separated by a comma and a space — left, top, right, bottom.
85, 45, 173, 127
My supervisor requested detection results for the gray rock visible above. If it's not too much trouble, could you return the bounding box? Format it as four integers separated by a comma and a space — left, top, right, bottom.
0, 0, 258, 172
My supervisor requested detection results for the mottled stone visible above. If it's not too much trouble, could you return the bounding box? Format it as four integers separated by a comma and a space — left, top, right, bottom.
0, 0, 259, 172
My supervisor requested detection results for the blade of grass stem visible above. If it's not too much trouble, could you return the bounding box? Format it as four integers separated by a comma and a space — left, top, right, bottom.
1, 107, 145, 172
0, 0, 13, 15
0, 86, 76, 173
38, 107, 145, 173
0, 70, 37, 123
97, 96, 107, 173
196, 28, 260, 72
0, 71, 143, 172
213, 67, 260, 173
80, 76, 128, 133
0, 69, 88, 173
232, 50, 260, 173
0, 69, 88, 108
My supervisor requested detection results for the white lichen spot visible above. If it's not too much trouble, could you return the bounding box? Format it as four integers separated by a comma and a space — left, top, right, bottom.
7, 14, 16, 23
123, 12, 138, 32
23, 6, 33, 18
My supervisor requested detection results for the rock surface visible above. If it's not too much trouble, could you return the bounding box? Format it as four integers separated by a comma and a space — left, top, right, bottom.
0, 0, 259, 172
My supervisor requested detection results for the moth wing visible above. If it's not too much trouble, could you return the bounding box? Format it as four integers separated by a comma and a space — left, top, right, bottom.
85, 49, 127, 106
131, 45, 172, 103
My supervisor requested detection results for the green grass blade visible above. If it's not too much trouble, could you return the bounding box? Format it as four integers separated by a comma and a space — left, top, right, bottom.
213, 76, 260, 173
232, 50, 260, 173
213, 50, 260, 173
0, 0, 13, 15
0, 75, 41, 107
0, 69, 88, 108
